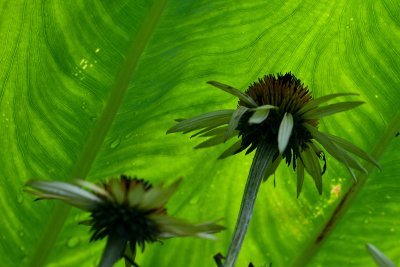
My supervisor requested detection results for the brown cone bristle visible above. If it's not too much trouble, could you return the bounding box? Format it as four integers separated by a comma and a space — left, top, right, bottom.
240, 73, 312, 113
236, 72, 319, 168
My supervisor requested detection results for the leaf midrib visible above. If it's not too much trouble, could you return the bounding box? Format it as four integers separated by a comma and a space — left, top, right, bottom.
27, 1, 169, 266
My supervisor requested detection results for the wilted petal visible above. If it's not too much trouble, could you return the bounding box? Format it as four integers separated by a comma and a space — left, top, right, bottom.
207, 81, 257, 107
98, 233, 128, 267
278, 113, 294, 153
218, 140, 242, 159
262, 154, 282, 182
75, 179, 113, 201
123, 242, 137, 267
197, 126, 228, 138
303, 101, 364, 119
25, 180, 102, 211
226, 106, 248, 139
248, 105, 277, 124
301, 147, 322, 194
190, 125, 221, 138
296, 160, 305, 198
325, 132, 381, 169
108, 179, 126, 204
127, 183, 146, 207
138, 187, 164, 210
151, 215, 225, 240
305, 124, 365, 181
167, 110, 234, 134
139, 179, 182, 210
299, 93, 359, 115
195, 135, 227, 149
334, 146, 368, 174
248, 110, 268, 125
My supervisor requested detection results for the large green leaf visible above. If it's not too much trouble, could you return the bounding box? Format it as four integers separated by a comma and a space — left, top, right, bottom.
1, 0, 399, 267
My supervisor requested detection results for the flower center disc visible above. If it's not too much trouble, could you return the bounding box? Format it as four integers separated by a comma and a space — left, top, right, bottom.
237, 73, 319, 168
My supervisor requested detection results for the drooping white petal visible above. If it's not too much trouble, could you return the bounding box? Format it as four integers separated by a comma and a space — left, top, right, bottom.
226, 106, 248, 139
127, 182, 145, 207
25, 180, 103, 210
248, 105, 277, 124
195, 135, 227, 149
75, 179, 113, 201
167, 109, 234, 133
196, 125, 228, 137
262, 154, 282, 182
139, 179, 182, 210
296, 159, 305, 198
302, 101, 364, 119
304, 124, 365, 181
301, 147, 322, 194
190, 125, 222, 138
249, 109, 269, 124
108, 179, 126, 204
278, 112, 294, 153
27, 180, 102, 202
207, 81, 257, 107
152, 215, 224, 239
298, 93, 359, 115
218, 140, 242, 159
325, 132, 381, 169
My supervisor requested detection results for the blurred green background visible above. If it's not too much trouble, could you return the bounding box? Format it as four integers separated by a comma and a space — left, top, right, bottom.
1, 0, 399, 266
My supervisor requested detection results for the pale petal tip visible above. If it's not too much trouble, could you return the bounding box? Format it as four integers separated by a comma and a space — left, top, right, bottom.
278, 112, 294, 153
248, 109, 270, 124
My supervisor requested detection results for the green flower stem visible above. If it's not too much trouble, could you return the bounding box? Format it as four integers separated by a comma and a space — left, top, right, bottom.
99, 234, 128, 267
224, 140, 277, 267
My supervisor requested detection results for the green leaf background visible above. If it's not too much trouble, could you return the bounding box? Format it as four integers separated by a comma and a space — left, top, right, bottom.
1, 0, 399, 266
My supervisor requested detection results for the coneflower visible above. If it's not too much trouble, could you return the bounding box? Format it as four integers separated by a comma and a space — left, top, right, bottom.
167, 72, 380, 267
25, 175, 224, 267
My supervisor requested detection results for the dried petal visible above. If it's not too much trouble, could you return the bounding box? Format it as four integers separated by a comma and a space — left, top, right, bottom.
301, 147, 322, 194
296, 160, 305, 197
207, 81, 257, 107
195, 135, 227, 149
262, 154, 282, 182
303, 101, 364, 119
326, 132, 381, 169
25, 180, 102, 210
218, 140, 242, 159
226, 106, 249, 139
299, 93, 359, 114
167, 110, 234, 133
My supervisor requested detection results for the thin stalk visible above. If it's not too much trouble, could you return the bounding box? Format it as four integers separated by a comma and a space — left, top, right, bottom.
99, 234, 128, 267
223, 140, 277, 267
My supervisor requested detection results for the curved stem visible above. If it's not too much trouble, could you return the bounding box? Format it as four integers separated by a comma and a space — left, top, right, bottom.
99, 234, 128, 267
223, 140, 277, 267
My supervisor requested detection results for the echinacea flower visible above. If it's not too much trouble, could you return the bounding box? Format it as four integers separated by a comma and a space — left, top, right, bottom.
167, 72, 380, 267
25, 175, 224, 267
168, 72, 380, 195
